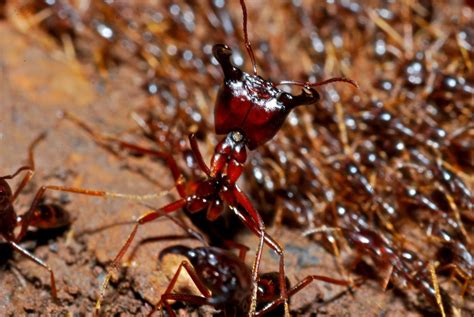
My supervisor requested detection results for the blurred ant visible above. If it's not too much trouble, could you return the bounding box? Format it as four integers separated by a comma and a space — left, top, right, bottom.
63, 0, 357, 314
305, 226, 452, 316
137, 210, 349, 317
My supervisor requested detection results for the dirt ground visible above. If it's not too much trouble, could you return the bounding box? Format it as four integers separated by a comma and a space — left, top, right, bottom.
0, 1, 472, 316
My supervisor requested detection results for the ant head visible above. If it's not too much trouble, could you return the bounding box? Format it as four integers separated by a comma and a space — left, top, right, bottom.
212, 0, 357, 150
213, 44, 319, 150
0, 179, 13, 208
158, 245, 192, 262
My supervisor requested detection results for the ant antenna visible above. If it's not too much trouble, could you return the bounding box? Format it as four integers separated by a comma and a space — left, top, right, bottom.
240, 0, 258, 75
279, 77, 359, 89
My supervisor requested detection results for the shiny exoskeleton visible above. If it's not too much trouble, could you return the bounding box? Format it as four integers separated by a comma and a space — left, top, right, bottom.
61, 0, 356, 315
90, 46, 321, 313
213, 44, 319, 151
0, 133, 72, 298
341, 228, 453, 315
154, 244, 348, 317
1, 132, 152, 299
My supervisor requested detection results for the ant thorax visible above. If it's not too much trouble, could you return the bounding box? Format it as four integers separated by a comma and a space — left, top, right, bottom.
209, 131, 248, 183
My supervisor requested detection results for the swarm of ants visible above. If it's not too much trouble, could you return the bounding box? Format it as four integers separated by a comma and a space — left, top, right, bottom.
1, 0, 473, 316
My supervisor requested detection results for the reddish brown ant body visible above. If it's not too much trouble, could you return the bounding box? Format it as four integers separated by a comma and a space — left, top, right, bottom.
0, 133, 64, 298
63, 0, 357, 314
306, 226, 452, 315
143, 212, 349, 317
1, 132, 167, 299
0, 132, 108, 298
156, 244, 348, 317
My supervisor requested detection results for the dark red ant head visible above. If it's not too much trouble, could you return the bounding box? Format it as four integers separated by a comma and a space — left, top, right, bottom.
213, 44, 320, 150
0, 179, 13, 208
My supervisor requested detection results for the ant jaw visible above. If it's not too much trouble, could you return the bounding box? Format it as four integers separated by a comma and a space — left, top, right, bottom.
212, 44, 242, 81
278, 87, 320, 110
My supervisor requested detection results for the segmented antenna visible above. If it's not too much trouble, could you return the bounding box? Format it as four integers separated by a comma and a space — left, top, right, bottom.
240, 0, 258, 75
279, 77, 359, 89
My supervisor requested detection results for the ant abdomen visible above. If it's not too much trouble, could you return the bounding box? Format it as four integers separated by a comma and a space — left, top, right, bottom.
28, 204, 71, 230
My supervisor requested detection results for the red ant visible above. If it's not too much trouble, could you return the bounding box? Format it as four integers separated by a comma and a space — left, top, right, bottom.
1, 132, 64, 298
155, 245, 349, 317
1, 132, 166, 299
133, 209, 349, 316
63, 0, 357, 314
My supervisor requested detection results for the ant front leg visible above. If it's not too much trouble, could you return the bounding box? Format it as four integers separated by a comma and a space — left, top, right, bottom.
4, 237, 58, 299
150, 260, 211, 317
229, 186, 289, 317
95, 198, 186, 312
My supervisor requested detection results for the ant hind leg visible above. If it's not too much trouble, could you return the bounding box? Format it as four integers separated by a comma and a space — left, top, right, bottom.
149, 260, 211, 317
95, 198, 187, 313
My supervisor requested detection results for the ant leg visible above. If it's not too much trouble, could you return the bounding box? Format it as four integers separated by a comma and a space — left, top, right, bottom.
10, 169, 35, 203
256, 275, 350, 316
16, 184, 168, 242
222, 240, 250, 261
6, 131, 48, 202
95, 199, 186, 312
158, 294, 211, 317
429, 262, 447, 317
135, 206, 208, 246
110, 140, 187, 197
5, 237, 57, 298
232, 206, 288, 316
0, 167, 33, 181
150, 260, 211, 317
1, 166, 34, 203
61, 112, 187, 197
438, 263, 471, 297
231, 185, 289, 317
188, 134, 211, 176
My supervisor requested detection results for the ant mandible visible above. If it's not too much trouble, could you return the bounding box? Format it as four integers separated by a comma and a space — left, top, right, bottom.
65, 0, 357, 315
